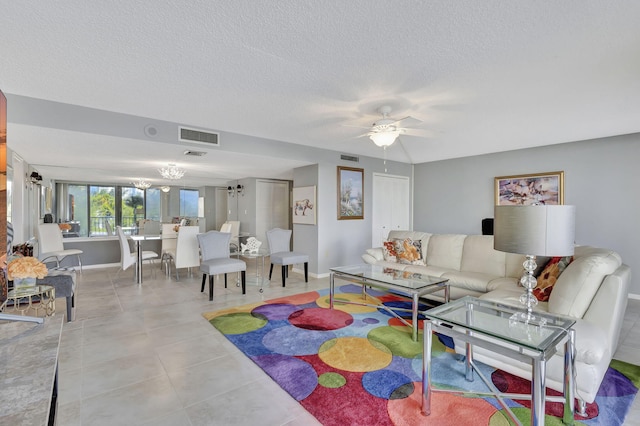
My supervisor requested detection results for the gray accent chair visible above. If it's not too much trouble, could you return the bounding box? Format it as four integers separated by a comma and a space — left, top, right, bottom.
266, 228, 308, 287
197, 231, 246, 301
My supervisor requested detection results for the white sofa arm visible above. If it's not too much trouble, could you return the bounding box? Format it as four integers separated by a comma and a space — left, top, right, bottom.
362, 248, 384, 264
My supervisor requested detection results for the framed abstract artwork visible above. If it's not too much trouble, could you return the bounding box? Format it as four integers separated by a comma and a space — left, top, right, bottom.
495, 171, 564, 205
292, 186, 316, 225
337, 166, 364, 220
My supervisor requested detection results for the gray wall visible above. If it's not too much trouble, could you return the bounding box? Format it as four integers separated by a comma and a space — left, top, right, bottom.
294, 157, 413, 277
413, 133, 640, 296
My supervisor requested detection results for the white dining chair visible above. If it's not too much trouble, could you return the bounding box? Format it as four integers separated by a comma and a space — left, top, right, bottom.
37, 223, 84, 272
116, 226, 158, 280
164, 225, 200, 281
160, 223, 178, 274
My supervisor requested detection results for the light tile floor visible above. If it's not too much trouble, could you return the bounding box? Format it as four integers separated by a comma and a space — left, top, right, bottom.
54, 265, 640, 425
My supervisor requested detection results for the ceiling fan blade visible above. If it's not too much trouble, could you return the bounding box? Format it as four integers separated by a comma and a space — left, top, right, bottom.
390, 116, 422, 127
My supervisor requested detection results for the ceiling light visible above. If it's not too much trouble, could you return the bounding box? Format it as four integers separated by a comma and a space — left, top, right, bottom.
369, 131, 400, 147
132, 178, 151, 190
158, 163, 185, 180
160, 186, 171, 193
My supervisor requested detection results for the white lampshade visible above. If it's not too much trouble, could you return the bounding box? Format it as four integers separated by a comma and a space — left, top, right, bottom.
369, 131, 399, 147
494, 205, 576, 256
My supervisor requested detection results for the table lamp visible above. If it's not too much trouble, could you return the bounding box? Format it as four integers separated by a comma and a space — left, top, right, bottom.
494, 205, 576, 323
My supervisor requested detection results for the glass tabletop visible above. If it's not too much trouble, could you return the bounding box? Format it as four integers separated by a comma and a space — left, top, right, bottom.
425, 296, 575, 351
8, 285, 54, 298
232, 248, 270, 258
330, 264, 447, 290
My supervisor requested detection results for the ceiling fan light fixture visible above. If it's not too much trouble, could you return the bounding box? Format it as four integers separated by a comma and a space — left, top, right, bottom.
370, 131, 399, 147
158, 163, 185, 180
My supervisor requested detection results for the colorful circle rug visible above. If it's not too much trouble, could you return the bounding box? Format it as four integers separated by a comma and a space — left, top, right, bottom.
203, 285, 640, 425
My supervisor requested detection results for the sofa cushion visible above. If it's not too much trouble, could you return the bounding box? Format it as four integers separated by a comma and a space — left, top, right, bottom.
548, 249, 622, 318
532, 256, 573, 302
426, 234, 466, 270
505, 252, 527, 279
461, 235, 507, 277
442, 271, 498, 293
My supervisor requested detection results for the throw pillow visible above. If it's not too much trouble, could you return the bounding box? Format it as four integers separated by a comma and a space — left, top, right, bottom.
395, 238, 425, 265
532, 256, 573, 302
382, 240, 398, 262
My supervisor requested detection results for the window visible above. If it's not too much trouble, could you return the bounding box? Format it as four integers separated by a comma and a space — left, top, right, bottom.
180, 189, 199, 217
89, 185, 115, 237
146, 188, 161, 221
121, 186, 145, 231
69, 184, 89, 237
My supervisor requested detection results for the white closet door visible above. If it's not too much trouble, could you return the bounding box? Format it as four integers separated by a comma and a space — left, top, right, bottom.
372, 173, 410, 247
256, 180, 290, 247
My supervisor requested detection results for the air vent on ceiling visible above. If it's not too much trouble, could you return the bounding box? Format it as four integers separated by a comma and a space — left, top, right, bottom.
340, 154, 359, 162
179, 126, 220, 146
183, 150, 207, 157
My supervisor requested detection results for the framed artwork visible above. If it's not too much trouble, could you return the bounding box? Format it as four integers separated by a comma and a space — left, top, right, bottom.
495, 171, 564, 205
292, 185, 316, 225
337, 166, 364, 220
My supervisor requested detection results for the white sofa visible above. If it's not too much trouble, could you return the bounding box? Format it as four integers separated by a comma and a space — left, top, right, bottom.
362, 230, 631, 411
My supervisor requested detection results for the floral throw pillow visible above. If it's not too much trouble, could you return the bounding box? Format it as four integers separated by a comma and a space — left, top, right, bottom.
382, 240, 398, 262
394, 238, 425, 265
532, 256, 573, 302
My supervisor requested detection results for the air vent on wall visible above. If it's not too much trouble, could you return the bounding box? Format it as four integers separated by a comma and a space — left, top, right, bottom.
184, 150, 207, 157
340, 154, 359, 162
179, 126, 220, 146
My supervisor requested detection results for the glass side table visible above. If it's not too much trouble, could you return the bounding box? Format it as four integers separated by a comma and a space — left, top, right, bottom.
1, 285, 56, 318
422, 296, 575, 426
233, 248, 270, 292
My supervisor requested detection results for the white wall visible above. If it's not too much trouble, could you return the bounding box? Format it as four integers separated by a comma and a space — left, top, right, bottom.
413, 133, 640, 296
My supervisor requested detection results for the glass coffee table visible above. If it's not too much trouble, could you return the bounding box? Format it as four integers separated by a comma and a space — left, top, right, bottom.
329, 264, 449, 341
422, 296, 576, 426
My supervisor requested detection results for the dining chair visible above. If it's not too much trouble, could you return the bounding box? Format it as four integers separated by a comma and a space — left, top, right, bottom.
143, 220, 161, 236
266, 228, 308, 287
165, 225, 200, 281
37, 223, 84, 272
160, 223, 178, 274
221, 221, 240, 252
197, 231, 246, 301
105, 219, 114, 236
116, 226, 158, 279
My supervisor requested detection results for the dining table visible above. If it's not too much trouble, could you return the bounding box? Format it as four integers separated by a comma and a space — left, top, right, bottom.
129, 234, 161, 284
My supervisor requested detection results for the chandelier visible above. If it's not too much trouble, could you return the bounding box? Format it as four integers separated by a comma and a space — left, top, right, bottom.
158, 163, 185, 180
132, 178, 152, 190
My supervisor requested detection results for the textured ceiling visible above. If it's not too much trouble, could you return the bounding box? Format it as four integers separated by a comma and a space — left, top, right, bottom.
2, 1, 639, 186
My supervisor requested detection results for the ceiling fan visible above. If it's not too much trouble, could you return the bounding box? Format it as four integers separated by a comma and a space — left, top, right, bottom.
357, 105, 422, 148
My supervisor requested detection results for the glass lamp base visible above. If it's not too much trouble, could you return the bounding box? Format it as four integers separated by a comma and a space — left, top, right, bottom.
509, 310, 547, 328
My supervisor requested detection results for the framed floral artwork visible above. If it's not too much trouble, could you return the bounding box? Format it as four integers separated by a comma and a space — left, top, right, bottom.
337, 166, 363, 220
495, 171, 564, 205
